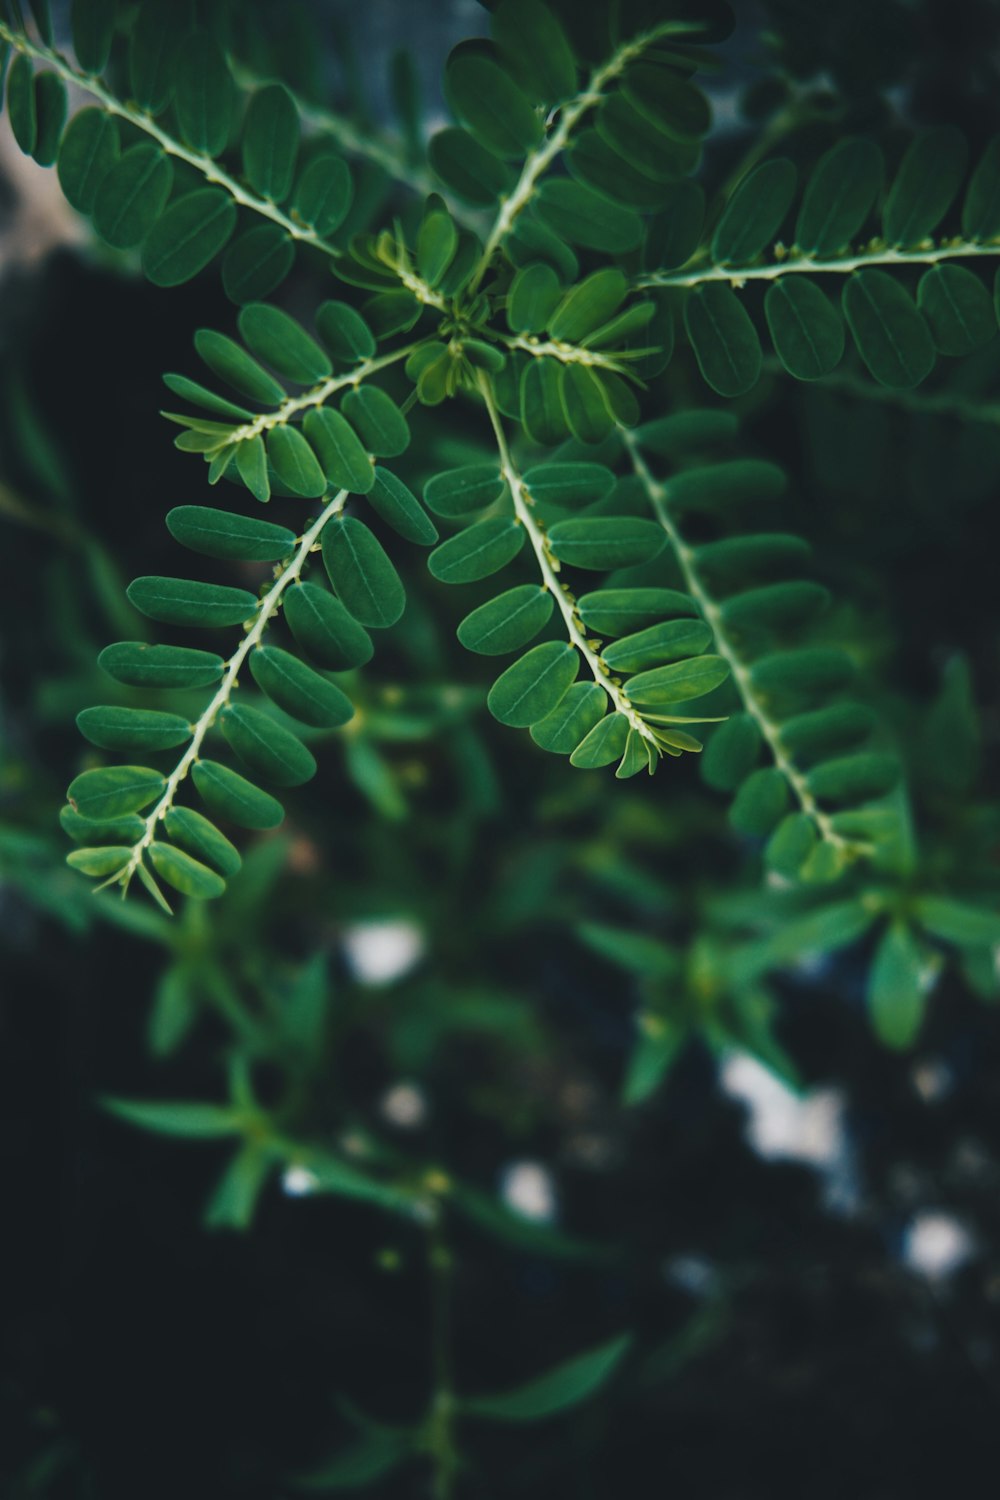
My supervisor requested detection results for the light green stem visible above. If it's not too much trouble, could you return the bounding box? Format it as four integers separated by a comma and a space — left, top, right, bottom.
117, 490, 350, 893
622, 430, 853, 850
0, 21, 340, 258
469, 21, 700, 292
479, 377, 659, 750
223, 343, 422, 447
640, 237, 1000, 290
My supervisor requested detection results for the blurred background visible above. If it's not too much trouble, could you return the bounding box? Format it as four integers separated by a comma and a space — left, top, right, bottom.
3, 1, 1000, 1496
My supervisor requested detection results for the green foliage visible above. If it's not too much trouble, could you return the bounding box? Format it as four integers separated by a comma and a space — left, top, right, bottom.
3, 4, 1000, 1487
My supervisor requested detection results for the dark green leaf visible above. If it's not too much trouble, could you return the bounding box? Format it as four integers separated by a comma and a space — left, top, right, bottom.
303, 409, 375, 493
235, 436, 271, 503
424, 465, 504, 518
56, 107, 120, 214
163, 806, 241, 877
596, 93, 700, 181
417, 209, 458, 287
684, 283, 762, 397
779, 703, 876, 763
647, 180, 705, 269
712, 158, 796, 265
842, 270, 935, 388
150, 841, 226, 899
795, 138, 883, 257
222, 224, 295, 305
166, 505, 295, 562
428, 517, 525, 584
366, 467, 438, 545
162, 374, 252, 422
530, 681, 606, 753
127, 575, 257, 628
751, 648, 854, 703
807, 752, 900, 803
547, 516, 666, 571
104, 1096, 240, 1137
521, 358, 573, 448
238, 303, 331, 384
916, 896, 1000, 949
77, 705, 192, 752
578, 588, 698, 636
192, 759, 284, 829
7, 54, 37, 157
962, 135, 1000, 241
195, 328, 285, 405
221, 702, 317, 786
884, 126, 967, 247
729, 766, 790, 836
764, 278, 845, 380
315, 301, 376, 364
626, 655, 730, 705
71, 0, 116, 74
536, 179, 644, 253
129, 0, 184, 115
340, 386, 410, 457
292, 152, 352, 236
487, 641, 579, 728
702, 713, 762, 791
549, 269, 627, 343
869, 922, 938, 1049
457, 584, 553, 655
92, 144, 173, 250
429, 125, 513, 206
267, 426, 327, 498
917, 264, 995, 356
603, 618, 712, 672
322, 516, 405, 627
173, 33, 233, 157
68, 765, 165, 820
445, 51, 542, 159
623, 65, 711, 144
283, 581, 374, 668
522, 463, 615, 511
571, 128, 678, 211
569, 711, 630, 768
720, 580, 830, 630
243, 84, 299, 203
462, 1334, 631, 1422
250, 645, 354, 728
507, 262, 562, 335
559, 364, 614, 445
99, 641, 224, 689
67, 846, 134, 878
142, 188, 236, 286
492, 0, 576, 103
32, 71, 66, 167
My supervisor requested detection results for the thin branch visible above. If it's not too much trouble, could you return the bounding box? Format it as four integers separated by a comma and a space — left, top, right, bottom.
479, 376, 660, 752
621, 429, 856, 851
115, 489, 350, 895
469, 21, 700, 293
221, 343, 424, 448
0, 21, 341, 258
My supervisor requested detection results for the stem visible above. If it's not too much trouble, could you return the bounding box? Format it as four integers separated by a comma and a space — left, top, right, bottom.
479, 377, 660, 750
621, 430, 854, 849
118, 489, 350, 891
426, 1213, 458, 1500
468, 21, 696, 293
639, 237, 1000, 290
496, 332, 629, 373
222, 343, 422, 447
0, 22, 340, 258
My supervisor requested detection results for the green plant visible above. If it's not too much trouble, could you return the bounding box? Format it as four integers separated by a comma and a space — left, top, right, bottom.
3, 0, 1000, 1492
